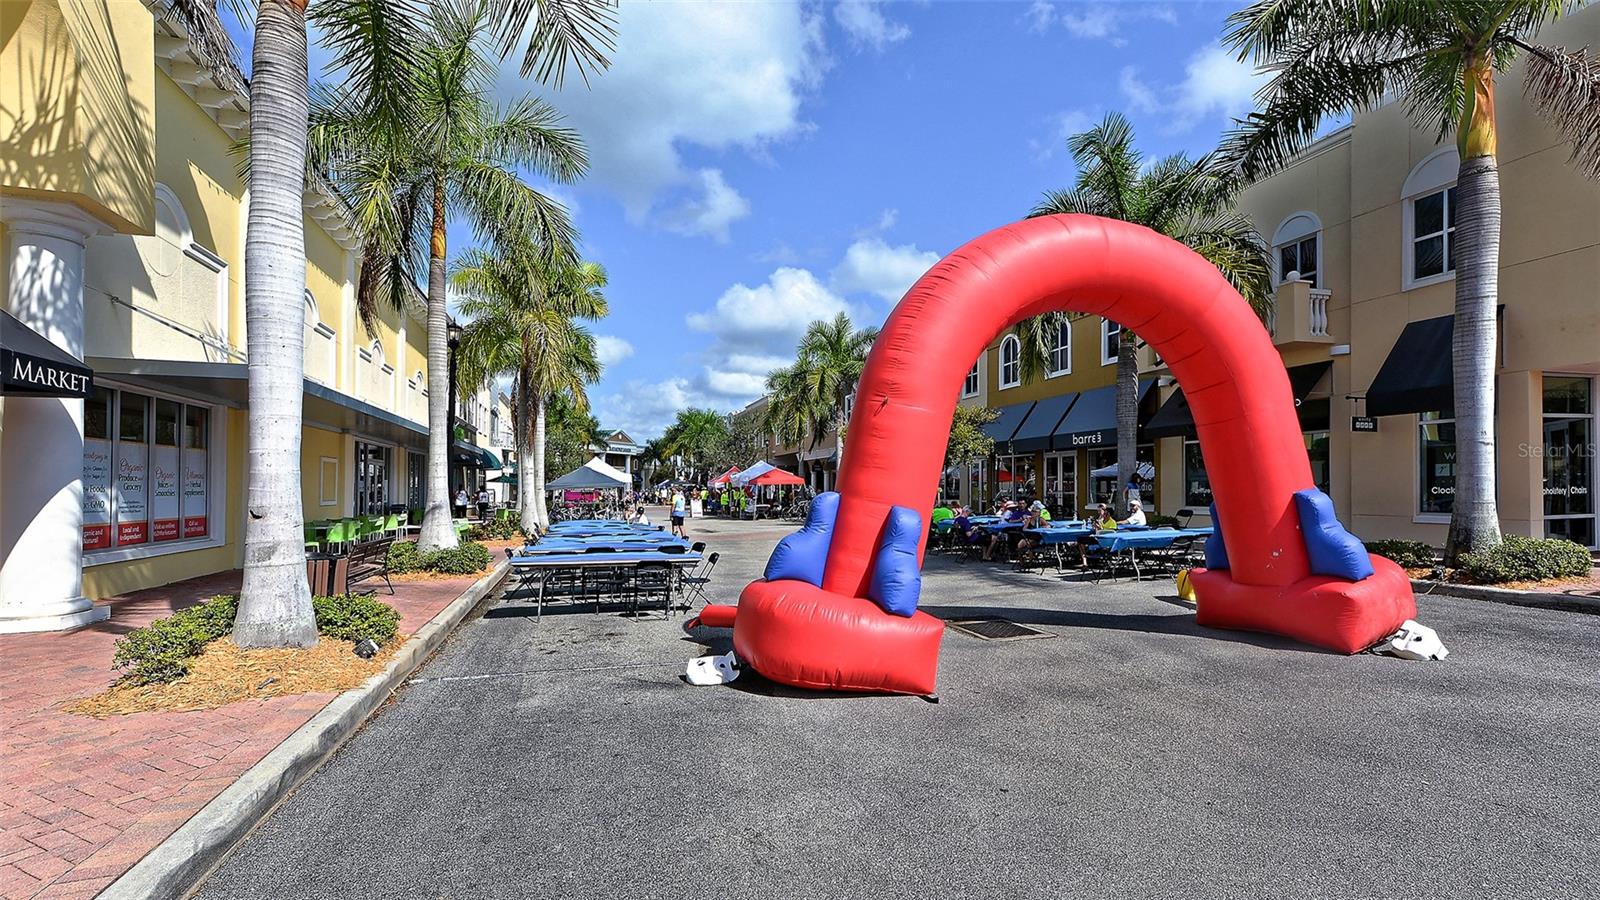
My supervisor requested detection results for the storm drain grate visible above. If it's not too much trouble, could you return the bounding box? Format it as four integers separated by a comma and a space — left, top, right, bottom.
944, 617, 1055, 642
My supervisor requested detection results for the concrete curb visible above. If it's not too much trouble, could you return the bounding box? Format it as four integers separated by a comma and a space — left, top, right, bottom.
1411, 578, 1600, 615
100, 560, 510, 900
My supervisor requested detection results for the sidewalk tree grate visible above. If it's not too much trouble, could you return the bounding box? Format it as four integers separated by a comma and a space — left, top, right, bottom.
944, 617, 1054, 642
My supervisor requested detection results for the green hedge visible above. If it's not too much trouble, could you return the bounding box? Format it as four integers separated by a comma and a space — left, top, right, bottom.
426, 541, 492, 575
387, 540, 426, 574
1367, 539, 1437, 570
313, 593, 400, 644
1457, 535, 1592, 585
112, 593, 400, 686
466, 517, 524, 541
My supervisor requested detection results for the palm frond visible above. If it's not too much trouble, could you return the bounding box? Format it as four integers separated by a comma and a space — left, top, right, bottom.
1515, 40, 1600, 179
481, 96, 589, 182
490, 0, 618, 87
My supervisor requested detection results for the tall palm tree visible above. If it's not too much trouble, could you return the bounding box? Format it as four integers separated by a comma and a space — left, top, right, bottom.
662, 409, 730, 484
1030, 112, 1272, 517
312, 1, 591, 552
764, 313, 878, 490
1222, 1, 1600, 561
222, 0, 613, 647
452, 248, 606, 531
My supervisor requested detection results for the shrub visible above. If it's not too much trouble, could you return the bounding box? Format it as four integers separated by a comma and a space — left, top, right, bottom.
1367, 539, 1437, 570
313, 593, 400, 645
467, 517, 522, 541
1457, 535, 1592, 585
426, 540, 491, 575
112, 595, 238, 685
387, 540, 426, 574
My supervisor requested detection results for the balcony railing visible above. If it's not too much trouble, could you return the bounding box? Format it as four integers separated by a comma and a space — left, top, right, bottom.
1268, 278, 1336, 345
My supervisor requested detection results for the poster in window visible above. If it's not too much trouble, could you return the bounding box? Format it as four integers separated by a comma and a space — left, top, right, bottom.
116, 444, 149, 545
82, 438, 113, 550
183, 448, 208, 537
152, 445, 181, 541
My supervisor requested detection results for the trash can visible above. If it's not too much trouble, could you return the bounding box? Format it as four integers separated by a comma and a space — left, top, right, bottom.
305, 552, 350, 597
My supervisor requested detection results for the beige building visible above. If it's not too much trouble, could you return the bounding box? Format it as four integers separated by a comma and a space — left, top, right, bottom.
961, 5, 1599, 547
1, 2, 439, 630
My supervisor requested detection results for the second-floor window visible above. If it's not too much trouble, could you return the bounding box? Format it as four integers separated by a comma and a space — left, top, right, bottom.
1278, 235, 1319, 287
1411, 186, 1457, 282
999, 335, 1020, 388
1101, 319, 1121, 366
1048, 319, 1072, 376
962, 356, 981, 397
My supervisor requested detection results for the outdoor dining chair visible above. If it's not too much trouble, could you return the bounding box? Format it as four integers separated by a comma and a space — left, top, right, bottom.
679, 552, 719, 610
631, 562, 674, 618
382, 513, 402, 536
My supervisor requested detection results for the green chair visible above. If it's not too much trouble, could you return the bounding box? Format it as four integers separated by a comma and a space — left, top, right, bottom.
304, 522, 320, 552
323, 519, 354, 553
383, 513, 401, 535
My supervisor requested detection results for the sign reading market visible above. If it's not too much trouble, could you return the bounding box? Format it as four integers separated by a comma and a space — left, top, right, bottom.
1, 310, 93, 398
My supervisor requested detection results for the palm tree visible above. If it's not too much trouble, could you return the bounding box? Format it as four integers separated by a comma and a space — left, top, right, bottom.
452, 247, 606, 532
662, 409, 730, 485
1029, 112, 1272, 517
763, 313, 879, 489
1222, 1, 1600, 562
222, 0, 613, 647
312, 1, 591, 552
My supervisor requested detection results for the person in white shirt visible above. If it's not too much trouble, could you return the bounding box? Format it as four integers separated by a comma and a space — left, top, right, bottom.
633, 506, 652, 527
1120, 500, 1147, 527
454, 487, 469, 519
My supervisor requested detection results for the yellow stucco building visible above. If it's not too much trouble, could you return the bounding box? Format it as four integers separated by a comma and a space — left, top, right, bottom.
1, 1, 438, 630
963, 5, 1599, 548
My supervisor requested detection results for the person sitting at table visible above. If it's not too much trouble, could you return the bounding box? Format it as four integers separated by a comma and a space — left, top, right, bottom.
1120, 499, 1147, 527
981, 501, 1028, 561
1077, 503, 1119, 566
631, 505, 652, 527
931, 503, 954, 526
1014, 501, 1051, 556
950, 504, 983, 547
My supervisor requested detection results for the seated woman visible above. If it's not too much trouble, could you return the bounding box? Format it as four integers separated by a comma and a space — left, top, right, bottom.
1077, 503, 1119, 566
981, 501, 1028, 561
1014, 501, 1051, 556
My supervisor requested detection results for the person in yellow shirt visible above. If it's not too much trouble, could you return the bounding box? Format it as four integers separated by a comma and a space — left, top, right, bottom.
1078, 503, 1117, 567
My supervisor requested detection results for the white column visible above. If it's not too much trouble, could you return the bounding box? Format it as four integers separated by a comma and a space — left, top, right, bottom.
0, 200, 111, 632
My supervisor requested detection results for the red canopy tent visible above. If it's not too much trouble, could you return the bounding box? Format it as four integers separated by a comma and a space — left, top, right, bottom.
709, 466, 742, 486
745, 468, 805, 487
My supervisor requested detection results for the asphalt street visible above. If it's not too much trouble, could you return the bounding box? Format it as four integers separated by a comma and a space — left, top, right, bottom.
199, 513, 1600, 900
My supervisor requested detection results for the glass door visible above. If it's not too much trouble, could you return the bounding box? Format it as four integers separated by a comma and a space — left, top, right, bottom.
355, 442, 391, 516
1543, 375, 1594, 547
1043, 452, 1077, 518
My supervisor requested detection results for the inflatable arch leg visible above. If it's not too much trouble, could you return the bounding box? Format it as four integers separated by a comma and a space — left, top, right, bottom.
704, 215, 1415, 692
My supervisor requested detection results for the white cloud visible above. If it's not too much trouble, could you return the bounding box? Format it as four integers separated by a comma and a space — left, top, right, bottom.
1120, 44, 1265, 133
1029, 108, 1099, 161
1060, 5, 1120, 41
592, 378, 710, 440
594, 335, 634, 367
660, 169, 751, 243
687, 267, 853, 345
1024, 0, 1056, 33
529, 1, 825, 239
853, 207, 899, 238
833, 0, 911, 51
830, 238, 940, 302
1030, 2, 1178, 46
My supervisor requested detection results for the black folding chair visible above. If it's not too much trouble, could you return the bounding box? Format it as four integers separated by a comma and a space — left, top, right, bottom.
632, 562, 673, 618
678, 552, 720, 610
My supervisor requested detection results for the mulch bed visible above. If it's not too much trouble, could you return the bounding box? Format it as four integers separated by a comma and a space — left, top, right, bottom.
65, 636, 405, 718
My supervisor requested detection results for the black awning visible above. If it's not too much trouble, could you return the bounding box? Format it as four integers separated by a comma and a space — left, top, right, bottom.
1052, 379, 1154, 449
451, 440, 502, 469
1145, 363, 1333, 439
982, 400, 1035, 446
2, 311, 93, 397
1367, 315, 1453, 417
1009, 392, 1077, 453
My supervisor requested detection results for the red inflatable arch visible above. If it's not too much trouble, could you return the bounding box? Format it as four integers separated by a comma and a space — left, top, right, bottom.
709, 215, 1415, 694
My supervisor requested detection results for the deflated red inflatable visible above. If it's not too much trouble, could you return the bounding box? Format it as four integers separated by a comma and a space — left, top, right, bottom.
698, 215, 1415, 693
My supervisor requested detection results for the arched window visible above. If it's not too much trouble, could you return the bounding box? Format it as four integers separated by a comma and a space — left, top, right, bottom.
303, 291, 319, 329
1402, 147, 1460, 289
1272, 211, 1322, 287
999, 334, 1021, 388
1047, 318, 1071, 376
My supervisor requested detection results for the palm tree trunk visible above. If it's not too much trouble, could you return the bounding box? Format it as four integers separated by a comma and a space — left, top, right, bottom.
234, 0, 317, 649
532, 395, 550, 528
1113, 329, 1138, 519
515, 375, 536, 533
1445, 151, 1504, 562
418, 175, 457, 552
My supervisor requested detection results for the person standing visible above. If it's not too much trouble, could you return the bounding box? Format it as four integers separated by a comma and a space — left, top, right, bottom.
476, 486, 490, 521
454, 486, 469, 520
671, 488, 687, 538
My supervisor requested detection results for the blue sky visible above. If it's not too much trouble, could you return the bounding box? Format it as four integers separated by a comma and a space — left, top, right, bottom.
233, 1, 1269, 439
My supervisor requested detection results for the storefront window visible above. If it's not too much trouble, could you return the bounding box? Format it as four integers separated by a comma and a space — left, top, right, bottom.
996, 454, 1036, 501
1418, 411, 1456, 515
1043, 452, 1077, 517
1304, 430, 1331, 496
82, 389, 113, 550
81, 388, 213, 552
967, 459, 989, 512
1183, 440, 1212, 508
356, 442, 391, 515
407, 453, 424, 509
1542, 375, 1594, 547
115, 392, 151, 546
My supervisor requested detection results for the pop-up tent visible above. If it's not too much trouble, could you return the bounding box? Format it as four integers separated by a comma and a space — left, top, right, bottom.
745, 467, 805, 487
709, 466, 742, 486
1089, 461, 1156, 480
546, 457, 631, 491
732, 461, 776, 486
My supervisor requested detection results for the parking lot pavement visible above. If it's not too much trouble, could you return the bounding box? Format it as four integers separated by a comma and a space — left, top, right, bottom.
199, 515, 1600, 900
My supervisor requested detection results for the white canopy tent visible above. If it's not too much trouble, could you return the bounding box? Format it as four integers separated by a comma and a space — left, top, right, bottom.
731, 460, 776, 486
547, 456, 632, 491
1089, 461, 1155, 480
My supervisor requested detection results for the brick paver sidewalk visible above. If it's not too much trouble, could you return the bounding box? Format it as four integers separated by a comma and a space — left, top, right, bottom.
0, 568, 490, 899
